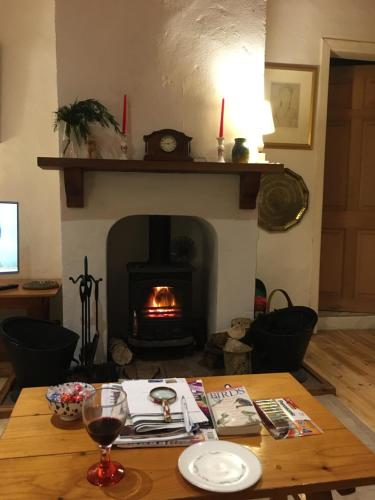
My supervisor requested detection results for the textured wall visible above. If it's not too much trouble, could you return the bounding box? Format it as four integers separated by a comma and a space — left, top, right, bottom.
259, 0, 375, 310
55, 0, 266, 161
4, 0, 375, 317
55, 0, 267, 353
0, 0, 60, 278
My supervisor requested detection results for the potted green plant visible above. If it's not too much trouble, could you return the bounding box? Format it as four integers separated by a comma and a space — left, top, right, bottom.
54, 98, 121, 157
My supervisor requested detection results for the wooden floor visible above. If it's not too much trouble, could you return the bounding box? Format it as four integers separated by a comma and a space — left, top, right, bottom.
304, 329, 375, 432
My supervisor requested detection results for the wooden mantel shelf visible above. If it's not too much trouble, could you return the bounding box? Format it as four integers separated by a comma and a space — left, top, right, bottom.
37, 157, 284, 209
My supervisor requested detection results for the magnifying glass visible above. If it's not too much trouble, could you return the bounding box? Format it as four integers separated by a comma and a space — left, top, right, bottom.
149, 386, 177, 422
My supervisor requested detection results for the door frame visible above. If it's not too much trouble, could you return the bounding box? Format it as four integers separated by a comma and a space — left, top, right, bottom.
312, 38, 375, 312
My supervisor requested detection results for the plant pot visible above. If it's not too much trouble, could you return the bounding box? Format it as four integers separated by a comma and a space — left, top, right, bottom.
60, 123, 79, 158
60, 125, 97, 159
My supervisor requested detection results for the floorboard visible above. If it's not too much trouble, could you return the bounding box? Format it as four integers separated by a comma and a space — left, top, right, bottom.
304, 329, 375, 432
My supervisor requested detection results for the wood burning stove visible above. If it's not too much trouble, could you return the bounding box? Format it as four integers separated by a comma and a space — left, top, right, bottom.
127, 263, 194, 346
127, 216, 196, 350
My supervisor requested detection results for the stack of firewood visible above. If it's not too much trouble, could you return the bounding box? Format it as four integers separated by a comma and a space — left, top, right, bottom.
203, 318, 252, 373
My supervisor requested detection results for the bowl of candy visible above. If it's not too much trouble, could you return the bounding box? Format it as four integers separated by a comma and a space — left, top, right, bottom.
46, 382, 95, 421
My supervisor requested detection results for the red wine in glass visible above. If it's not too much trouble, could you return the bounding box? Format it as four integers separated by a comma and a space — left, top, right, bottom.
83, 387, 127, 487
87, 416, 123, 447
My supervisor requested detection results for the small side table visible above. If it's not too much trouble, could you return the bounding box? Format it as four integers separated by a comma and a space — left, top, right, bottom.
0, 278, 61, 320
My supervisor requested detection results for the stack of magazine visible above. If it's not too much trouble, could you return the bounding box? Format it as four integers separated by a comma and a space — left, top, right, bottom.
112, 378, 217, 448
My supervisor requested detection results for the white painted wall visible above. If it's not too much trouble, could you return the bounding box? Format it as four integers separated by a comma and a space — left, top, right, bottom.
3, 0, 375, 320
55, 0, 266, 160
55, 0, 266, 355
0, 0, 60, 278
258, 0, 375, 310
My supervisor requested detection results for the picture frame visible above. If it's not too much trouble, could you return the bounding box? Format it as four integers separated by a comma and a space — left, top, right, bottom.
264, 63, 318, 149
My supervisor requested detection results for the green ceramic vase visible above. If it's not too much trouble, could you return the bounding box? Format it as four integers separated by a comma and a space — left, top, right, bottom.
231, 138, 249, 163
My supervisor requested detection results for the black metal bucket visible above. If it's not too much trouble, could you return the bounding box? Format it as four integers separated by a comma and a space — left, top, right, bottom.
0, 317, 79, 387
244, 289, 318, 373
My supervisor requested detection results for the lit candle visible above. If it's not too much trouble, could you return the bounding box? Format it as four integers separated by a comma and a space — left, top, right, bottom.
122, 95, 127, 134
219, 98, 225, 138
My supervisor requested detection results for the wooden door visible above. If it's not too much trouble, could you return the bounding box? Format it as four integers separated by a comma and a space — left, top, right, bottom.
320, 65, 375, 312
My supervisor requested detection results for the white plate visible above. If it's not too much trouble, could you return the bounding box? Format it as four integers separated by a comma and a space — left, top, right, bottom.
178, 440, 262, 493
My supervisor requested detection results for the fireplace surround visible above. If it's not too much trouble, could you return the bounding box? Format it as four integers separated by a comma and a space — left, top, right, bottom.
39, 159, 283, 362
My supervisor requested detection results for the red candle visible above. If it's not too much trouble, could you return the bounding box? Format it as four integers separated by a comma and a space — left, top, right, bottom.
122, 95, 127, 134
219, 98, 225, 138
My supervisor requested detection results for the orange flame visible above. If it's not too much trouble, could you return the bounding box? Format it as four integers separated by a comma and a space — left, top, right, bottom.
147, 287, 177, 308
143, 286, 181, 318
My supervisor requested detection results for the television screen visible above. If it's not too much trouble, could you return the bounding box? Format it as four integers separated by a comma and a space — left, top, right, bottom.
0, 201, 19, 274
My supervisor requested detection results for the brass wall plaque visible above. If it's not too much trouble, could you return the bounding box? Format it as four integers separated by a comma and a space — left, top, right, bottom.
258, 168, 309, 231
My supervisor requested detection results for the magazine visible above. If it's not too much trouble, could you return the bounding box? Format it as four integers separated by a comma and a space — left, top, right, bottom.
188, 379, 214, 428
254, 397, 323, 439
207, 385, 262, 436
116, 426, 217, 448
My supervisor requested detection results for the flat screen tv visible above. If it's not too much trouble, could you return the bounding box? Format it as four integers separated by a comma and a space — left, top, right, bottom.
0, 201, 19, 274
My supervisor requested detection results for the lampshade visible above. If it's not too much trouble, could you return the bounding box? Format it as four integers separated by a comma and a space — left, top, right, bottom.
260, 100, 275, 136
255, 100, 275, 161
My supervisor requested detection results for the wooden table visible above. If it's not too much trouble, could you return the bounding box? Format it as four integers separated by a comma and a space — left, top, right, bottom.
0, 373, 374, 499
0, 278, 61, 321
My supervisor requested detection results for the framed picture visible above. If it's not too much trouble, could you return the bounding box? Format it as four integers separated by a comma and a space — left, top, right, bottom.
264, 63, 318, 149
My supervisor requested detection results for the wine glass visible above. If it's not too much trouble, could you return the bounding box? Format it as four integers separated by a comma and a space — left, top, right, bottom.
82, 387, 127, 487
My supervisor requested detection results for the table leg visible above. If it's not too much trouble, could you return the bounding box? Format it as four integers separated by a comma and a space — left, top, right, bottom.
337, 488, 356, 496
305, 492, 333, 500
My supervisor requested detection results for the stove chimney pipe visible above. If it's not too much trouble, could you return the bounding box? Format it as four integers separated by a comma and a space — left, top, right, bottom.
148, 215, 171, 264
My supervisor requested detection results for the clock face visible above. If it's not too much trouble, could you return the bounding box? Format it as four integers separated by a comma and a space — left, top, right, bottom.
160, 135, 177, 153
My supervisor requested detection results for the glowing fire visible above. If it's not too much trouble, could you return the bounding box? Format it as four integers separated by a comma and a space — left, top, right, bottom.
150, 287, 176, 308
143, 286, 182, 319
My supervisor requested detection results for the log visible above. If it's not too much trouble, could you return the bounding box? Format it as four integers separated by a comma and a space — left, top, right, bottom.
109, 338, 133, 366
202, 347, 224, 369
230, 317, 251, 329
227, 324, 246, 340
223, 338, 252, 375
207, 331, 228, 349
202, 332, 228, 369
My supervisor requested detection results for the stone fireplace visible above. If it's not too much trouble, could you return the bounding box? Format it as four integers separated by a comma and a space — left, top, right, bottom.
59, 168, 259, 362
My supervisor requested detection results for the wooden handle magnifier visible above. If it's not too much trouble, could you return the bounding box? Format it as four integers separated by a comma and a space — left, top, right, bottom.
149, 386, 177, 423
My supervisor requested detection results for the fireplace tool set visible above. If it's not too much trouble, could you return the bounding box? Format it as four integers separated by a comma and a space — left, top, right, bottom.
69, 256, 102, 374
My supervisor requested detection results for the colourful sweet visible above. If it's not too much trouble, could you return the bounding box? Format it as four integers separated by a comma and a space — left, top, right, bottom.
47, 382, 94, 405
46, 382, 95, 421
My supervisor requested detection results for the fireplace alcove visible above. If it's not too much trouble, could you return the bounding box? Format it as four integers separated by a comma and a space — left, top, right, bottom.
107, 214, 217, 356
55, 164, 264, 364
